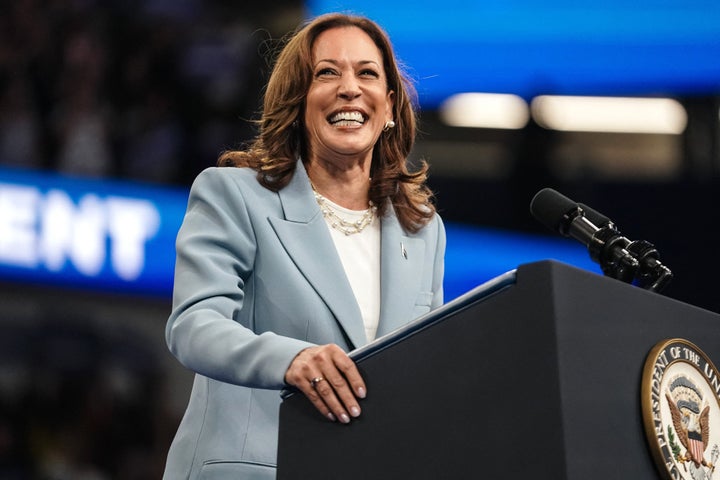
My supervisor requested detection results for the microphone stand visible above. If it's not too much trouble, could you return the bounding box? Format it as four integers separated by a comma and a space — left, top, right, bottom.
589, 221, 673, 293
587, 225, 640, 285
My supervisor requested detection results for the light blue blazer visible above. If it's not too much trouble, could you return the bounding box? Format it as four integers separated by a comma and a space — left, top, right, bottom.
163, 160, 446, 479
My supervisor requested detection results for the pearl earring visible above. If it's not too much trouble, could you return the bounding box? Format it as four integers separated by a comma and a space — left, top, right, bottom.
383, 120, 396, 132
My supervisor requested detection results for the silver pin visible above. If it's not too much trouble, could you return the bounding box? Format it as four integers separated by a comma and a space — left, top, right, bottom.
401, 242, 407, 259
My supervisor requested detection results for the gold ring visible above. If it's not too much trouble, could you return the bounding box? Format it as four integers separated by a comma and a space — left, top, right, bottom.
310, 377, 325, 388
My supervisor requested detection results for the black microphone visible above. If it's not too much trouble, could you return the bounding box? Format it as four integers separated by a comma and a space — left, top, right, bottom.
530, 188, 639, 283
530, 188, 603, 246
530, 188, 672, 292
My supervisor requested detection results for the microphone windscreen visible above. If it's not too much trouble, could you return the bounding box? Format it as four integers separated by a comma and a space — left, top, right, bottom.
530, 188, 578, 232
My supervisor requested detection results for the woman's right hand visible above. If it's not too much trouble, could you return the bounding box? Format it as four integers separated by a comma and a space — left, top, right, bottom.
284, 344, 367, 424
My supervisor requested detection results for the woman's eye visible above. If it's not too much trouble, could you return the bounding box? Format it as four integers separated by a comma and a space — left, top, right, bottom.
360, 69, 379, 78
316, 68, 337, 76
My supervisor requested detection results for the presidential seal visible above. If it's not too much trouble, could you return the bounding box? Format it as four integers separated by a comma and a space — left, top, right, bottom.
642, 338, 720, 480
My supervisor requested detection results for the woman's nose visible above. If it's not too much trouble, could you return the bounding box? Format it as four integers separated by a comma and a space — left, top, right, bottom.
338, 75, 361, 99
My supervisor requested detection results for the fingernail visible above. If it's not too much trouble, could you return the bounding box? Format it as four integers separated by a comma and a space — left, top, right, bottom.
357, 387, 366, 398
350, 406, 361, 418
327, 412, 336, 421
340, 413, 350, 424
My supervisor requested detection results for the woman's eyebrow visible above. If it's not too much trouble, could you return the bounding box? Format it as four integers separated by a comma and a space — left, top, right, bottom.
314, 59, 381, 67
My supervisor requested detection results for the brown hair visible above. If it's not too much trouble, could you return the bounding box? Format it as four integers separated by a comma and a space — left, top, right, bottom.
218, 13, 435, 233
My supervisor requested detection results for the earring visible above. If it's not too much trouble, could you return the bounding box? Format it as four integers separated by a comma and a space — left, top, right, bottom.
383, 120, 396, 132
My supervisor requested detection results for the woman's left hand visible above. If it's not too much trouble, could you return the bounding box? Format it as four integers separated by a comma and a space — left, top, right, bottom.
284, 344, 367, 424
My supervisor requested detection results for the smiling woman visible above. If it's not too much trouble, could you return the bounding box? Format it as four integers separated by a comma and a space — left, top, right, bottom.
303, 25, 395, 210
217, 13, 431, 233
162, 13, 446, 480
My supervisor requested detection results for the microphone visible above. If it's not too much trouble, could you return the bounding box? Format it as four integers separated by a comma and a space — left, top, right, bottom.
530, 188, 672, 292
529, 188, 604, 246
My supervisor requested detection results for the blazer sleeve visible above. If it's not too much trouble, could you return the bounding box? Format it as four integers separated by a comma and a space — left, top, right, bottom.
165, 168, 314, 389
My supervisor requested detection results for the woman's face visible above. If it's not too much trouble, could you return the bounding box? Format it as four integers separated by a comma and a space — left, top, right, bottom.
304, 26, 394, 167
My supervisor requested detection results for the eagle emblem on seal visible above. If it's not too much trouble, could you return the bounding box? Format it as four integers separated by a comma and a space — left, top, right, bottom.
666, 375, 718, 479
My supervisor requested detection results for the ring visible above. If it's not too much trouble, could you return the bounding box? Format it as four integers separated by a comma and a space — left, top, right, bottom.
310, 377, 325, 389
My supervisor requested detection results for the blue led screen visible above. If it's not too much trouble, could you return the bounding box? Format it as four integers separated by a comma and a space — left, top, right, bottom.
306, 0, 720, 107
0, 167, 188, 297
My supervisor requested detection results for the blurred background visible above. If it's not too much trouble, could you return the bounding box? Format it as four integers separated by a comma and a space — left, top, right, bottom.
1, 0, 719, 478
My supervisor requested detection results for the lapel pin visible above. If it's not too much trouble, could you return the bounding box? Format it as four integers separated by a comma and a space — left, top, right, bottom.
400, 242, 408, 259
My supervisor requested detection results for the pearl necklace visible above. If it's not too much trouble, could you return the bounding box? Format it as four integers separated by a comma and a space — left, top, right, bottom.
313, 189, 377, 236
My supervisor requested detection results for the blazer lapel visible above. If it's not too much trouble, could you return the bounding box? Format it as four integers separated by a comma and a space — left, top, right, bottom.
267, 161, 367, 349
376, 208, 426, 337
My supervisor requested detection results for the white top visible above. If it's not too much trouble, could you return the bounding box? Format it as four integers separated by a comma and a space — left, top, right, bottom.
319, 197, 381, 342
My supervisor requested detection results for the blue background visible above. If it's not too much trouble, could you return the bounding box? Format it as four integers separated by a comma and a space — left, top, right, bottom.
307, 0, 720, 106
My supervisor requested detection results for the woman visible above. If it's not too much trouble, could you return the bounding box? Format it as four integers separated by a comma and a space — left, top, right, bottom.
163, 12, 445, 479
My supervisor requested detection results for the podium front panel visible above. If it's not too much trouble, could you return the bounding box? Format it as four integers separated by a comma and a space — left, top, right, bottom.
277, 260, 720, 479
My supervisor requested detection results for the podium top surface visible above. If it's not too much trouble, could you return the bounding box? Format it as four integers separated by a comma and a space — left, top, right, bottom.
350, 267, 517, 363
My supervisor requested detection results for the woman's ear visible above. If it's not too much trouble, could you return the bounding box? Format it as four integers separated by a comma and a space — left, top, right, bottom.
386, 90, 395, 124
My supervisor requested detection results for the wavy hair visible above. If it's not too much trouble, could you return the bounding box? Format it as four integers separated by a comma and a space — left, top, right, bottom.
218, 13, 435, 233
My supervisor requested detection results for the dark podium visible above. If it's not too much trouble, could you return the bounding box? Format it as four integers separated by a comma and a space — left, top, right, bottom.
277, 260, 720, 479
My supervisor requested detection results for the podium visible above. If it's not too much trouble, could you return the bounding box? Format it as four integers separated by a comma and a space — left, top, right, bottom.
277, 260, 720, 479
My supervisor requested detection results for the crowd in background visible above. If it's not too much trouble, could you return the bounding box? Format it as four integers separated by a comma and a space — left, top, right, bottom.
0, 313, 166, 479
0, 0, 301, 185
0, 1, 301, 478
